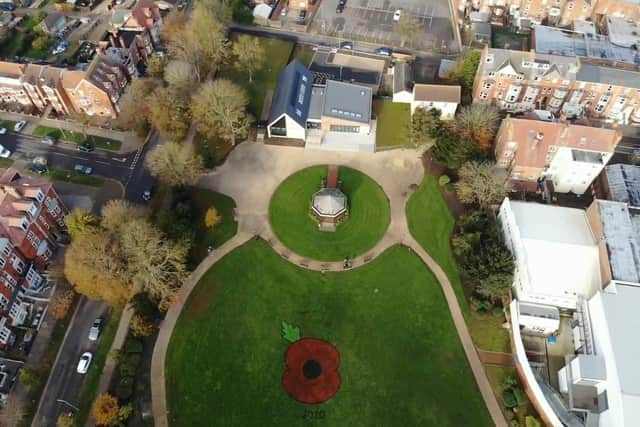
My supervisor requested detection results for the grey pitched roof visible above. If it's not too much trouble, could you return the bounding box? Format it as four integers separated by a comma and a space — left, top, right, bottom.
576, 63, 640, 89
393, 61, 412, 94
308, 86, 325, 121
322, 80, 371, 124
268, 60, 313, 127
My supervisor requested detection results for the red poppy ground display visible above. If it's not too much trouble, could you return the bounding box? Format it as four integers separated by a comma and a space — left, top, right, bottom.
282, 338, 341, 404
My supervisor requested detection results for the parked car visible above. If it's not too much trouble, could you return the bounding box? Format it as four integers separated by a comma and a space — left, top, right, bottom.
280, 6, 287, 16
0, 3, 16, 11
77, 141, 94, 152
336, 3, 344, 13
375, 47, 393, 56
0, 145, 11, 159
339, 41, 353, 50
52, 41, 69, 55
88, 318, 103, 341
393, 9, 402, 21
0, 128, 6, 135
29, 163, 48, 175
13, 121, 26, 132
76, 352, 93, 374
74, 164, 93, 175
142, 189, 152, 201
298, 10, 307, 20
41, 136, 56, 145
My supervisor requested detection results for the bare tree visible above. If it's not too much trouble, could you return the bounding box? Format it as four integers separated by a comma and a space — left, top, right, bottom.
164, 60, 198, 92
146, 141, 204, 187
147, 86, 192, 141
394, 13, 421, 48
454, 104, 501, 151
117, 78, 156, 135
232, 35, 266, 83
455, 161, 508, 208
191, 79, 251, 146
166, 5, 229, 82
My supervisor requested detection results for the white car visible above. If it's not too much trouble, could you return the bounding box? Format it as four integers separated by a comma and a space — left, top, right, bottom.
88, 318, 103, 341
0, 128, 6, 135
393, 9, 402, 22
0, 145, 11, 158
77, 352, 92, 374
13, 121, 26, 132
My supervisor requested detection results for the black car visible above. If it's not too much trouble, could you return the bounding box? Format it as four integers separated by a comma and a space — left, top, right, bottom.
298, 10, 307, 20
28, 164, 48, 175
77, 141, 95, 152
375, 47, 393, 56
336, 2, 345, 13
339, 41, 353, 50
0, 2, 16, 11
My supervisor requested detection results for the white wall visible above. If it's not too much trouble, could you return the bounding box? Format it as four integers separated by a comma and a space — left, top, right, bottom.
411, 100, 458, 119
393, 90, 412, 104
285, 116, 306, 140
546, 147, 611, 195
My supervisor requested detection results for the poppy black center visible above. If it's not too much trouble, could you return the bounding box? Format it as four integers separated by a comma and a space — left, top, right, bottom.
303, 359, 322, 379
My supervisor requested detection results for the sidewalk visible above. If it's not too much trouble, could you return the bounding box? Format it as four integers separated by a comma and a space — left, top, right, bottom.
0, 111, 143, 154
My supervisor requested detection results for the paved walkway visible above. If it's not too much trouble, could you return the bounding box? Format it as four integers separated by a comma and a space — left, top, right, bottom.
150, 142, 507, 427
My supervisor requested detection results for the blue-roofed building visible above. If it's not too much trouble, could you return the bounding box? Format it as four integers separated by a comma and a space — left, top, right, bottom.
267, 60, 313, 140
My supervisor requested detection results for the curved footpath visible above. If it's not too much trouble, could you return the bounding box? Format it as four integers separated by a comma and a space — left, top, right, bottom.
150, 143, 507, 427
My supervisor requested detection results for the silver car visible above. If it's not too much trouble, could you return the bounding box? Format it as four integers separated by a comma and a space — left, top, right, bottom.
88, 318, 103, 341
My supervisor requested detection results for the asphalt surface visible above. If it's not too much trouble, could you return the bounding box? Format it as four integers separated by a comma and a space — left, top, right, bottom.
32, 298, 110, 427
0, 130, 157, 203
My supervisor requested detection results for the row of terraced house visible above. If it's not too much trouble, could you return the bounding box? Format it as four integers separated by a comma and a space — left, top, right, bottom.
0, 169, 68, 348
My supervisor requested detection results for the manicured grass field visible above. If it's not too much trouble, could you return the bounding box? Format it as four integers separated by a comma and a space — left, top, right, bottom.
166, 241, 492, 427
468, 311, 511, 353
374, 100, 411, 149
269, 166, 389, 261
32, 126, 122, 151
406, 175, 468, 317
185, 187, 238, 266
221, 34, 294, 119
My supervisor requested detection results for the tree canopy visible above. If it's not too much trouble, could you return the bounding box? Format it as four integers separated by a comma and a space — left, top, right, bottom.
455, 160, 508, 208
146, 141, 204, 187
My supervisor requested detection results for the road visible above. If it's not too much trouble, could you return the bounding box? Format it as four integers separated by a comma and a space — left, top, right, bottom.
0, 129, 157, 203
32, 298, 110, 427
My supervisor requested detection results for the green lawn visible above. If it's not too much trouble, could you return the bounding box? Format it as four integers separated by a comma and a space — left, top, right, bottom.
269, 166, 389, 261
222, 34, 294, 119
0, 158, 14, 168
44, 168, 104, 187
166, 241, 492, 426
185, 187, 238, 266
374, 100, 411, 149
468, 311, 511, 353
75, 308, 122, 426
32, 126, 122, 151
0, 120, 16, 129
406, 175, 468, 317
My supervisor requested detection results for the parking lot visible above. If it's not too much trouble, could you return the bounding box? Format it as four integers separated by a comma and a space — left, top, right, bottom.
310, 0, 458, 52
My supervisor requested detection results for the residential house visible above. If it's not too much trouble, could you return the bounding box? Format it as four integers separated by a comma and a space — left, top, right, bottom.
455, 0, 640, 29
267, 60, 376, 152
62, 54, 127, 118
104, 29, 154, 79
125, 0, 163, 44
494, 118, 620, 194
411, 84, 460, 119
0, 169, 67, 348
594, 163, 640, 206
38, 13, 67, 36
0, 62, 32, 111
22, 64, 73, 116
473, 46, 640, 125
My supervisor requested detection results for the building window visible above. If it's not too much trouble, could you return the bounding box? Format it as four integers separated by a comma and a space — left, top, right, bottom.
329, 125, 360, 133
20, 218, 29, 232
2, 244, 10, 257
0, 258, 5, 268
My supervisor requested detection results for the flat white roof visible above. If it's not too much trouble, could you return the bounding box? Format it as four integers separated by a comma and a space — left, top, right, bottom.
505, 201, 601, 308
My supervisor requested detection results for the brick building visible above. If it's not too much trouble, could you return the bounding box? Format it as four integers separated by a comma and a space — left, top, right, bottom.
473, 46, 640, 125
495, 117, 620, 194
0, 169, 68, 347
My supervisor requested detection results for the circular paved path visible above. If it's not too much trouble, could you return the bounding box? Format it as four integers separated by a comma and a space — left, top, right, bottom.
150, 142, 507, 427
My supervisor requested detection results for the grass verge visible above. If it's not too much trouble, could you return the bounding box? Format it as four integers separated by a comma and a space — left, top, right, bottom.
32, 126, 122, 151
45, 168, 104, 187
74, 308, 122, 426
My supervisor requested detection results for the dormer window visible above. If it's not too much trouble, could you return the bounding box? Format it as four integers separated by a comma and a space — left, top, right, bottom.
35, 189, 44, 202
28, 203, 38, 217
20, 218, 29, 232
